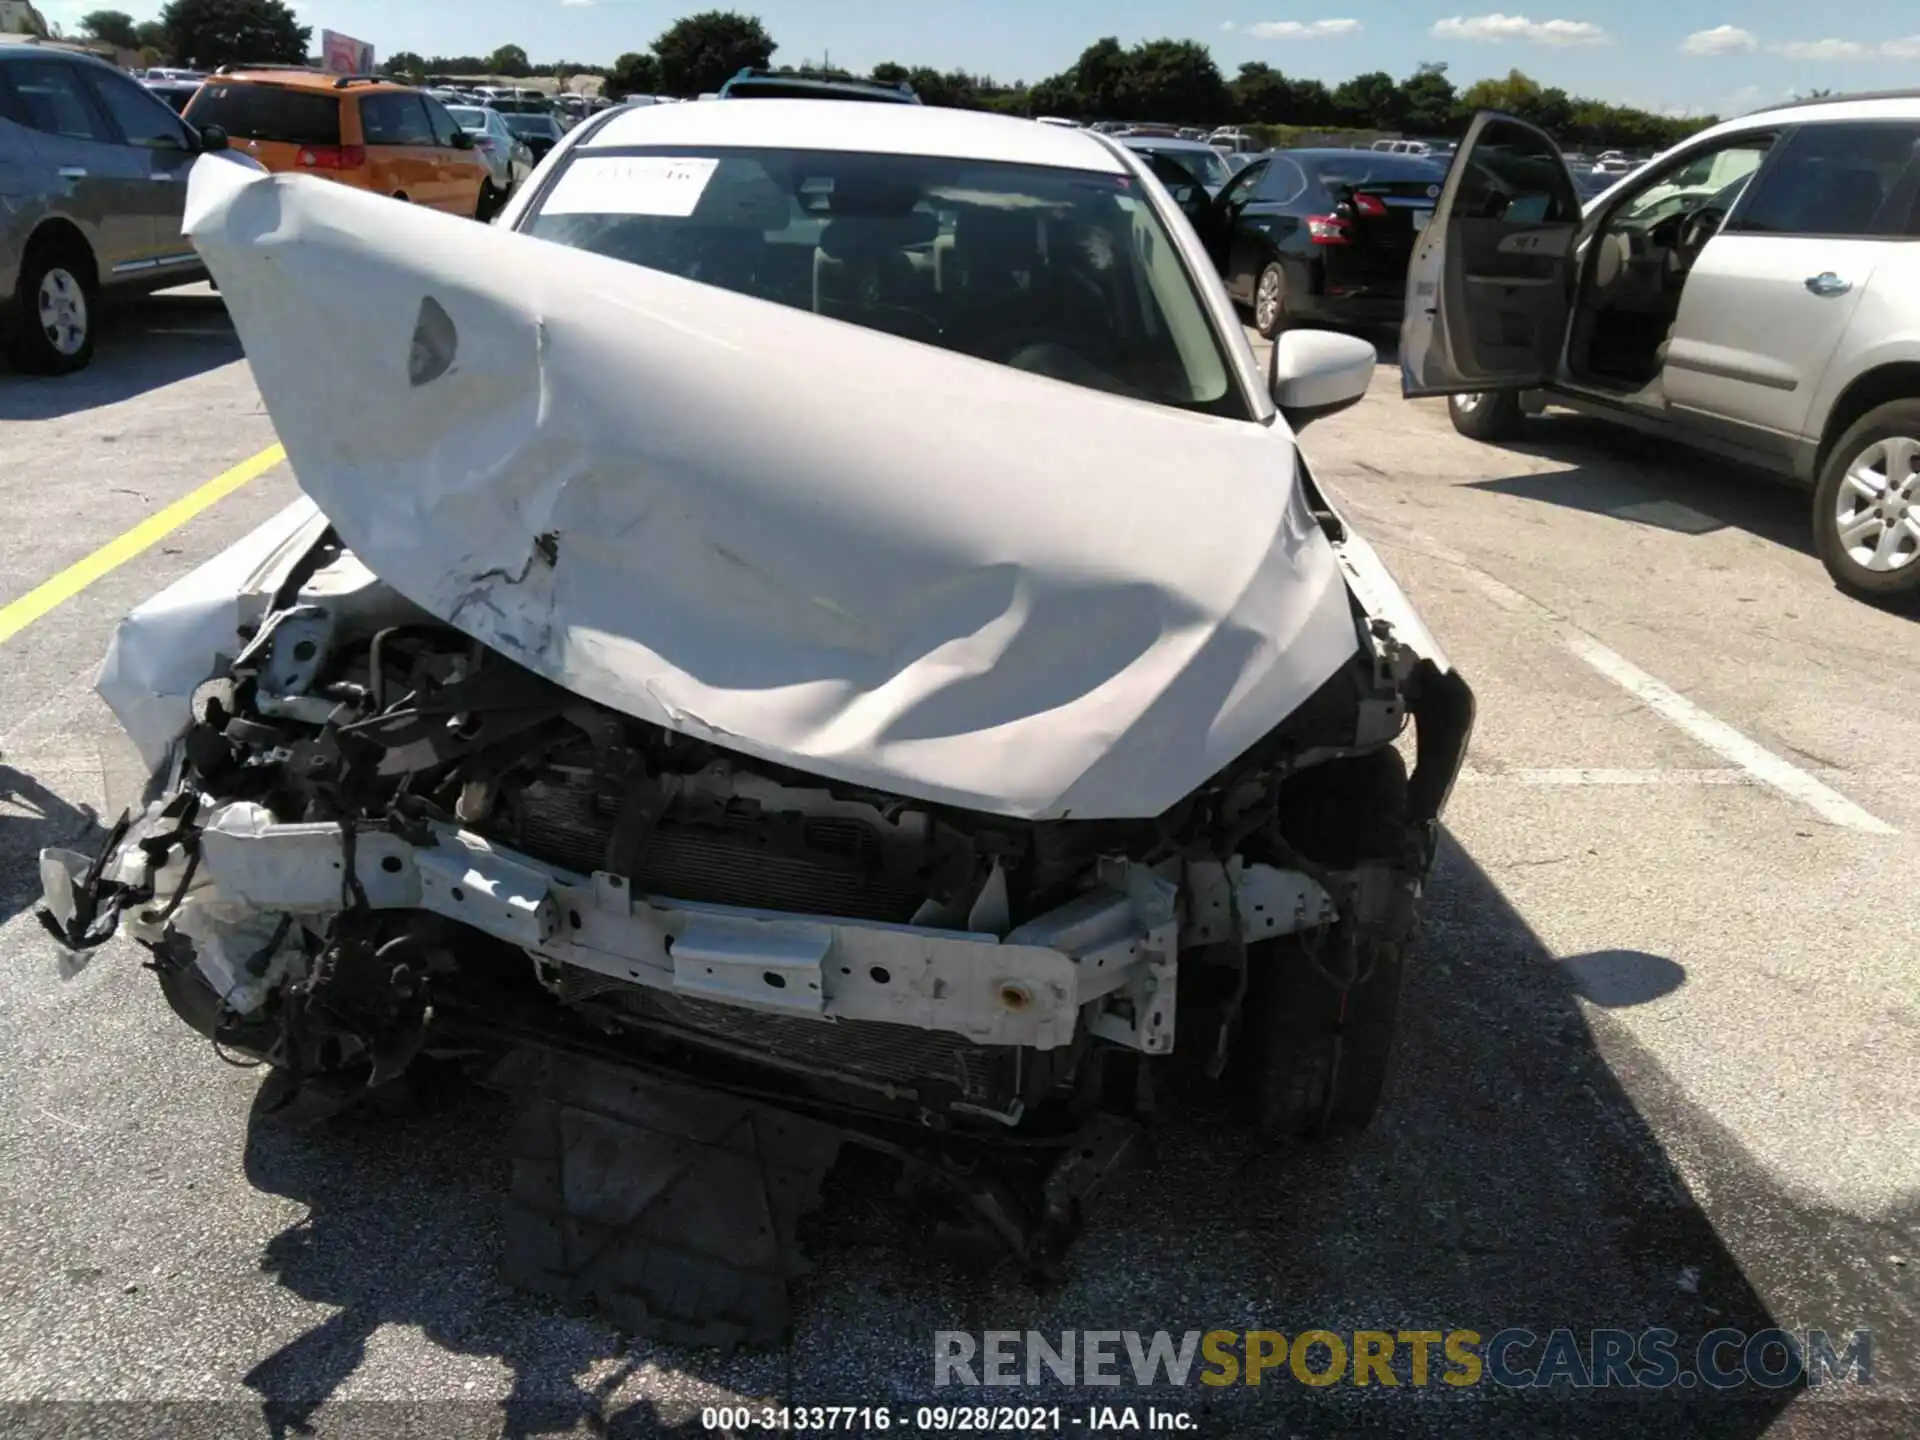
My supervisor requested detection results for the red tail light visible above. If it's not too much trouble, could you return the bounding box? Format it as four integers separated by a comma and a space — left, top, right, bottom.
1350, 192, 1388, 218
297, 144, 368, 170
1306, 214, 1351, 245
475, 136, 497, 151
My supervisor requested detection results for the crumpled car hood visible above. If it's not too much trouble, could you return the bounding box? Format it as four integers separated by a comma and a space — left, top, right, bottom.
180, 154, 1361, 820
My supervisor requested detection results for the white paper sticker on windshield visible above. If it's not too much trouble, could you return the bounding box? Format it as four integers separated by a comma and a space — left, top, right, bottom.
542, 156, 720, 217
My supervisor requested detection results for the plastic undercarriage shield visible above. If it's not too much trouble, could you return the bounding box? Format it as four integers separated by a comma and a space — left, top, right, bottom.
500, 1048, 846, 1347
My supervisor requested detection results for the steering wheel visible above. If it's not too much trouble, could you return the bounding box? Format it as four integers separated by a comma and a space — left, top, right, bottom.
1676, 206, 1727, 263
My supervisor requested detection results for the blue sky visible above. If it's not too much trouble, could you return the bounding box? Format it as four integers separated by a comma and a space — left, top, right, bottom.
46, 0, 1920, 114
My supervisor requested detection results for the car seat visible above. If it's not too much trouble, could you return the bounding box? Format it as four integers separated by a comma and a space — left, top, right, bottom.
811, 211, 938, 320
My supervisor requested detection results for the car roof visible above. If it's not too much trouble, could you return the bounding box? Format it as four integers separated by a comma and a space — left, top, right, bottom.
0, 35, 119, 65
1119, 136, 1220, 153
1660, 90, 1920, 147
211, 68, 410, 93
585, 98, 1127, 172
721, 72, 917, 103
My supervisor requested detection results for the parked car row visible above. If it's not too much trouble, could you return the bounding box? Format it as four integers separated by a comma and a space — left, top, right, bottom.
1, 40, 556, 375
1146, 145, 1449, 336
180, 71, 494, 216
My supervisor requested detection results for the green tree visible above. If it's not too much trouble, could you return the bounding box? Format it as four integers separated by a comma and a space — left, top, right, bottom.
133, 17, 165, 49
1229, 61, 1291, 124
906, 67, 981, 108
158, 0, 308, 69
486, 43, 530, 77
652, 10, 776, 96
1332, 70, 1404, 130
383, 50, 426, 80
79, 9, 139, 48
1456, 67, 1541, 119
608, 50, 659, 98
869, 60, 909, 85
1030, 36, 1229, 123
1081, 36, 1137, 118
1400, 61, 1456, 134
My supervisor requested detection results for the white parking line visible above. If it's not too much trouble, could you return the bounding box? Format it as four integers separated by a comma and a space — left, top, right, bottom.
1459, 766, 1920, 787
1352, 518, 1899, 835
1459, 768, 1753, 785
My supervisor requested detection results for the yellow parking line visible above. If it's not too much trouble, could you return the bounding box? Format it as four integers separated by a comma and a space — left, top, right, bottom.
0, 442, 285, 646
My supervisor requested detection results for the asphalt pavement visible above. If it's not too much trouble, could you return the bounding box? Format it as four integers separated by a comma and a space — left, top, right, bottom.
0, 292, 1915, 1439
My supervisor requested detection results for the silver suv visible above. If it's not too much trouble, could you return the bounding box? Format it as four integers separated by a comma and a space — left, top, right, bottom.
1404, 93, 1920, 606
0, 36, 221, 373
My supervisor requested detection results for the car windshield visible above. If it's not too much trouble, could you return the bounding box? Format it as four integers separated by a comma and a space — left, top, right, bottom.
1129, 144, 1230, 190
521, 145, 1238, 415
446, 105, 488, 129
504, 113, 559, 136
183, 82, 340, 146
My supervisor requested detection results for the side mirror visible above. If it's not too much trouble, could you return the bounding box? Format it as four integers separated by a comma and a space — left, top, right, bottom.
197, 124, 229, 152
450, 129, 475, 149
1270, 330, 1376, 430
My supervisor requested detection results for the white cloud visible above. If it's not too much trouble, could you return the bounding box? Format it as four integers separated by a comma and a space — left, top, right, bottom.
1771, 38, 1872, 60
1430, 13, 1608, 46
1680, 25, 1756, 56
1221, 20, 1236, 30
1883, 35, 1920, 58
1246, 18, 1362, 40
560, 0, 594, 7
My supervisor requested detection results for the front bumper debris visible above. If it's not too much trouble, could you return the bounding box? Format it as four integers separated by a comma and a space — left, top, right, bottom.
40, 799, 1340, 1061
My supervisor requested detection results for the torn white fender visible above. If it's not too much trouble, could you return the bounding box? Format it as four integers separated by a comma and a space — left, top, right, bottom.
180, 155, 1361, 822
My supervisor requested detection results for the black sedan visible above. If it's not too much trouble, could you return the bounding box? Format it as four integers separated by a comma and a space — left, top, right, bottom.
501, 111, 567, 162
1157, 148, 1451, 338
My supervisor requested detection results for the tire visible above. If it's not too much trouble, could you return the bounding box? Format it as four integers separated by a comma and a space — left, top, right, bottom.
1233, 748, 1414, 1142
1238, 928, 1409, 1141
9, 241, 96, 375
1252, 261, 1290, 340
1447, 388, 1524, 442
477, 179, 501, 220
1813, 399, 1920, 608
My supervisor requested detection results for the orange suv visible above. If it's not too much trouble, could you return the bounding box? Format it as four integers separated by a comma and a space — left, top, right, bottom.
182, 68, 490, 215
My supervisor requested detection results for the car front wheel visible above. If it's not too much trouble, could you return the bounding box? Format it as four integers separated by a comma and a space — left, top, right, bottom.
1252, 261, 1290, 339
10, 243, 96, 374
1447, 389, 1524, 442
1814, 399, 1920, 608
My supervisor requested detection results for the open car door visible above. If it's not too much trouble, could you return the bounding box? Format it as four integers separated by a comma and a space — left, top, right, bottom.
1401, 111, 1583, 397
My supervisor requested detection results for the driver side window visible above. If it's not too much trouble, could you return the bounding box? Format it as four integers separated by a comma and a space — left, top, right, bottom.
1612, 135, 1772, 227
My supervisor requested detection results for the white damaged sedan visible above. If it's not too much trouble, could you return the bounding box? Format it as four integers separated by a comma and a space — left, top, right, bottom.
40, 100, 1473, 1325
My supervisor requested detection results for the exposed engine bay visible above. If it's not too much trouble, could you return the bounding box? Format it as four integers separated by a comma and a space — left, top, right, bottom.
40, 502, 1470, 1339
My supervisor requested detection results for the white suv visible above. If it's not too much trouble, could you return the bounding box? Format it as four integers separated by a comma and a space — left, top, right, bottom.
1403, 93, 1920, 606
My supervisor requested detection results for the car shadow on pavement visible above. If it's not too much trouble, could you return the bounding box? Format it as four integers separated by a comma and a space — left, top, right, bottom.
0, 293, 240, 421
231, 830, 1809, 1438
0, 763, 103, 930
1463, 414, 1813, 557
